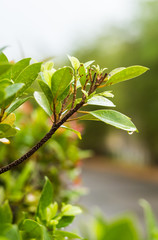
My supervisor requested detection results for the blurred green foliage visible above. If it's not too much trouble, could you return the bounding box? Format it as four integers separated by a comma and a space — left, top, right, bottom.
0, 102, 90, 220
74, 0, 158, 163
0, 177, 83, 240
80, 200, 158, 240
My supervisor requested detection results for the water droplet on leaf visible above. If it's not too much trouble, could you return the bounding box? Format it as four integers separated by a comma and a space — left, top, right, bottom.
128, 131, 134, 135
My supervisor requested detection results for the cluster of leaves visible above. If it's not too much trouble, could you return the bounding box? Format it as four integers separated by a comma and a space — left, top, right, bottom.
0, 48, 41, 144
35, 55, 149, 135
0, 177, 83, 240
80, 200, 158, 240
0, 49, 148, 150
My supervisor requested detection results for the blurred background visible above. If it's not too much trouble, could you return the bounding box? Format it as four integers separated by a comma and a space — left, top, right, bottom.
1, 0, 158, 234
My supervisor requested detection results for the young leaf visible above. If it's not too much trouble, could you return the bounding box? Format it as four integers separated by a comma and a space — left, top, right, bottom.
68, 55, 80, 70
79, 110, 137, 132
51, 67, 73, 99
14, 62, 41, 96
36, 177, 53, 221
6, 97, 31, 115
11, 58, 31, 80
34, 91, 52, 117
56, 216, 74, 228
61, 125, 82, 139
62, 204, 82, 216
87, 96, 115, 107
38, 80, 53, 104
106, 65, 149, 86
97, 91, 114, 98
84, 60, 95, 68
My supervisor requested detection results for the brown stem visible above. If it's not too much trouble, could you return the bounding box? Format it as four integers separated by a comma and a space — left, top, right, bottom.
71, 72, 77, 109
53, 100, 57, 123
0, 99, 85, 175
59, 93, 70, 119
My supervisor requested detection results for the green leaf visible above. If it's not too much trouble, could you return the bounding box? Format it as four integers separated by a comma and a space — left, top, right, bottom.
20, 219, 43, 240
78, 64, 86, 87
0, 83, 24, 108
14, 62, 41, 96
0, 52, 8, 63
51, 67, 73, 99
61, 125, 82, 139
62, 204, 82, 216
87, 95, 115, 107
106, 65, 149, 86
0, 201, 12, 224
38, 80, 53, 104
84, 60, 95, 68
34, 91, 52, 117
0, 80, 12, 89
46, 202, 58, 222
36, 177, 53, 221
108, 67, 126, 77
55, 230, 82, 239
6, 97, 31, 115
11, 58, 31, 80
0, 124, 12, 137
57, 85, 70, 101
0, 224, 20, 240
80, 110, 137, 132
2, 126, 17, 138
140, 199, 157, 240
0, 64, 12, 76
97, 91, 114, 98
68, 55, 80, 70
105, 217, 140, 240
56, 216, 74, 228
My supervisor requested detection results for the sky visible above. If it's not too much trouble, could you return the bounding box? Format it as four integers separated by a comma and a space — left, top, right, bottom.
0, 0, 138, 61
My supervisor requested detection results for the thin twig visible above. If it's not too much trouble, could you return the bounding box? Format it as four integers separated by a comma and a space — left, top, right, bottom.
59, 93, 70, 119
0, 99, 85, 175
53, 100, 57, 123
71, 73, 77, 109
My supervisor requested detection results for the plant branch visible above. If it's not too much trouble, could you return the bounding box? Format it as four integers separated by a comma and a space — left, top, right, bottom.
0, 99, 85, 175
71, 72, 77, 109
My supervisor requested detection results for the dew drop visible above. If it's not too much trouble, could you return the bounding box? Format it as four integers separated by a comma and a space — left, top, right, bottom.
128, 131, 134, 135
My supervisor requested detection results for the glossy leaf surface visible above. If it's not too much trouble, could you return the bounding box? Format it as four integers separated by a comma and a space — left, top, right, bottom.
80, 110, 137, 132
106, 65, 149, 86
51, 67, 73, 99
87, 95, 115, 107
34, 91, 52, 117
